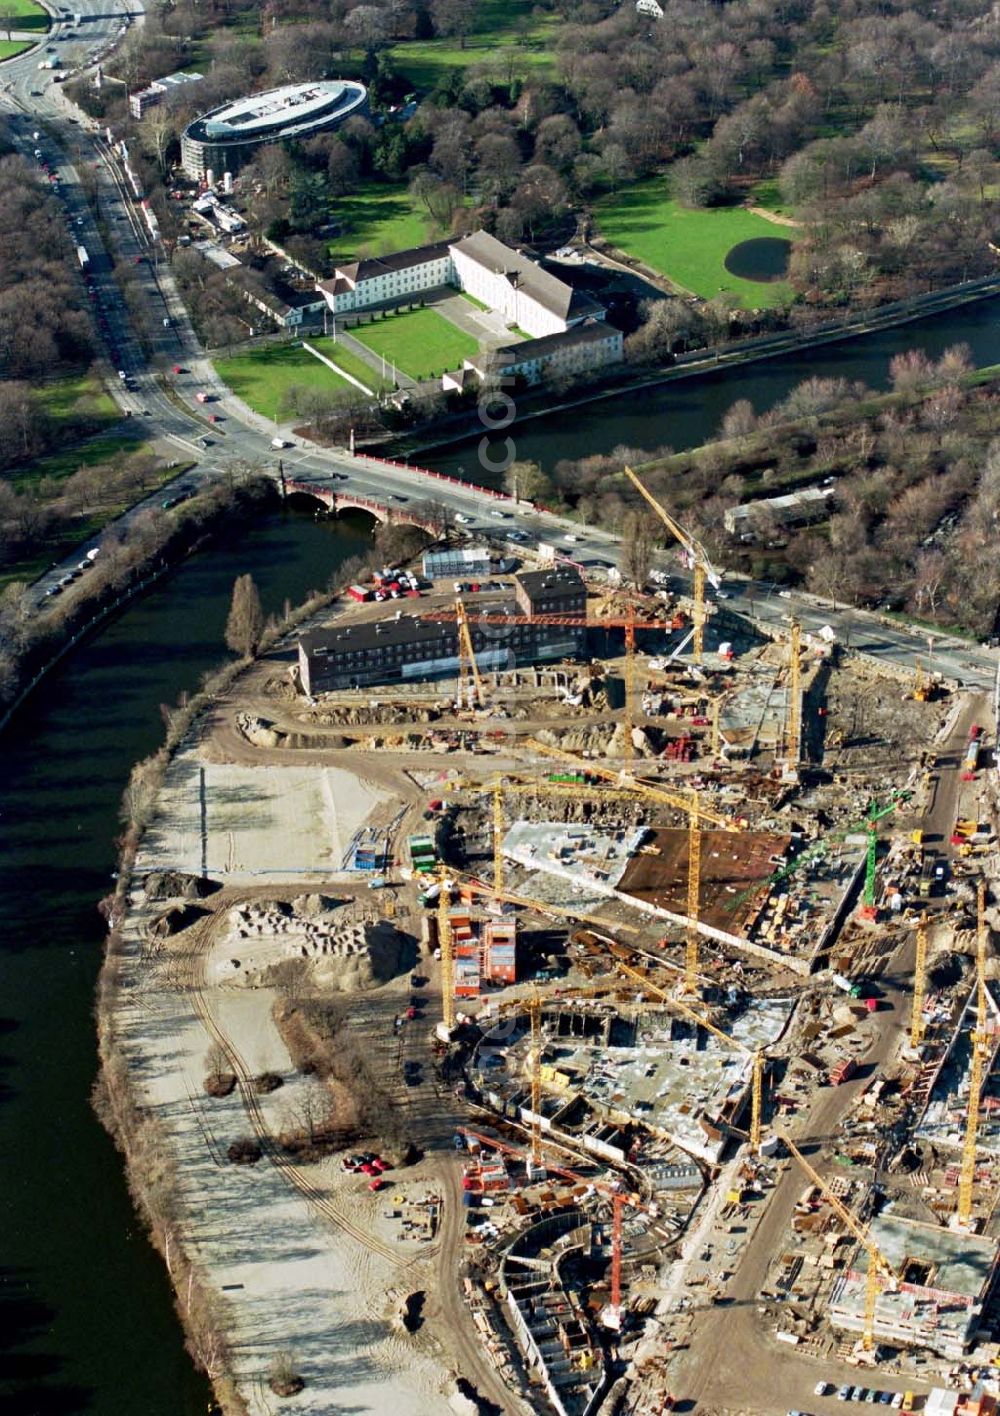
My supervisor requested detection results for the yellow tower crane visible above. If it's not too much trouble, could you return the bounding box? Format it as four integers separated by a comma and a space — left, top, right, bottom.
781, 1132, 896, 1351
524, 737, 735, 829
447, 864, 640, 935
437, 866, 456, 1035
454, 598, 485, 710
527, 988, 543, 1171
957, 880, 989, 1229
491, 778, 505, 899
784, 619, 802, 772
910, 912, 928, 1049
617, 960, 764, 1149
623, 465, 722, 666
685, 787, 701, 996
526, 736, 738, 993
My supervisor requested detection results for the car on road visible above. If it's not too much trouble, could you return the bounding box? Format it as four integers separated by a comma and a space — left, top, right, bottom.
778, 589, 793, 599
454, 512, 471, 524
563, 533, 580, 542
198, 436, 213, 447
716, 589, 731, 599
491, 509, 509, 519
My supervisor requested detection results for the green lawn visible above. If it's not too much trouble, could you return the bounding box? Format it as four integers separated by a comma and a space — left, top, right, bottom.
3, 0, 49, 31
749, 177, 795, 218
308, 337, 392, 394
0, 38, 31, 58
350, 307, 478, 381
8, 431, 142, 492
214, 343, 357, 418
36, 372, 118, 422
595, 181, 796, 309
328, 185, 434, 265
388, 0, 555, 88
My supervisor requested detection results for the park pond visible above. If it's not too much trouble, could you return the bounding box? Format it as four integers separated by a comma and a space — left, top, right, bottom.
724, 237, 792, 283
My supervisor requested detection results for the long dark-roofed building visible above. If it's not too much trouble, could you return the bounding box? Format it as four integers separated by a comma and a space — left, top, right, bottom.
298, 568, 588, 695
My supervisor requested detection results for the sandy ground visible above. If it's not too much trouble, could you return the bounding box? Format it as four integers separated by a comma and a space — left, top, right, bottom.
141, 747, 387, 882
113, 720, 460, 1415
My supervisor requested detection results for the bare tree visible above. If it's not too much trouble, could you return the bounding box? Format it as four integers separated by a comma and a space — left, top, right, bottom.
225, 573, 264, 658
621, 511, 657, 588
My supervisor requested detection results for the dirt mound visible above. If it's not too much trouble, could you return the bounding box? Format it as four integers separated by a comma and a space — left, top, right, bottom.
144, 870, 220, 901
211, 898, 411, 991
149, 903, 211, 937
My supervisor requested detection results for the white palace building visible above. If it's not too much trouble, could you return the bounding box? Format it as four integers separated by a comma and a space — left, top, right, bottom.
317, 230, 604, 338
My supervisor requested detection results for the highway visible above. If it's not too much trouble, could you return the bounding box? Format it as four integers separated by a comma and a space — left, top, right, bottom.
1, 9, 998, 690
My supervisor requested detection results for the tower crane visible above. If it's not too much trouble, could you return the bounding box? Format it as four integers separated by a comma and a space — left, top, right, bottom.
454, 598, 486, 710
783, 619, 802, 775
445, 864, 640, 935
425, 603, 651, 763
524, 737, 735, 829
617, 960, 764, 1150
685, 787, 701, 996
910, 912, 928, 1050
623, 465, 722, 665
957, 880, 990, 1229
491, 777, 505, 898
437, 865, 455, 1035
728, 789, 911, 914
527, 987, 544, 1174
781, 1132, 896, 1352
526, 736, 737, 994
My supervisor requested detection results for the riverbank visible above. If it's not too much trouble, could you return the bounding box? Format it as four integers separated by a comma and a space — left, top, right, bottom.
94, 582, 469, 1414
389, 272, 1000, 462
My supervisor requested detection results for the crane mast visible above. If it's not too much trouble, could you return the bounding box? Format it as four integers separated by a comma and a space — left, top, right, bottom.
617, 960, 764, 1150
910, 913, 927, 1049
685, 789, 701, 995
957, 880, 989, 1228
528, 989, 543, 1172
437, 868, 455, 1034
784, 619, 802, 773
623, 465, 721, 667
781, 1132, 895, 1351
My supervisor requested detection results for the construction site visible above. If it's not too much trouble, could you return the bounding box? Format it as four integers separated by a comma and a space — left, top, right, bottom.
117, 466, 1000, 1416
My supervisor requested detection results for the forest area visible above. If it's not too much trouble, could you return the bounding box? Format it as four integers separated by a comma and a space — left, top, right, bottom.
531, 350, 1000, 638
70, 0, 1000, 320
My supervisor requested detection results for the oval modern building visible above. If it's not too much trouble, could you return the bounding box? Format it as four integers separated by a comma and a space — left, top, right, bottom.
180, 80, 368, 181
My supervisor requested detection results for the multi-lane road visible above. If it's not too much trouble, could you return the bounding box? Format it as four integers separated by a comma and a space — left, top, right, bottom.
2, 10, 998, 692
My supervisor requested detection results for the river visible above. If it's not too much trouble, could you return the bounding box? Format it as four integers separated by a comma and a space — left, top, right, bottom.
427, 292, 1000, 480
0, 509, 371, 1416
2, 292, 1000, 1414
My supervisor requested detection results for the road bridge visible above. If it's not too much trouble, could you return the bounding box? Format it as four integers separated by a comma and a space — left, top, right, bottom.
283, 480, 440, 534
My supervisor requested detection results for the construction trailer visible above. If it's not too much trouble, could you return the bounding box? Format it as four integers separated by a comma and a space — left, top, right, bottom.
484, 919, 518, 984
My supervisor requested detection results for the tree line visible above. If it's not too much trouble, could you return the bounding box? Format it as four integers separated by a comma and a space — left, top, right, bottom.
67, 0, 1000, 317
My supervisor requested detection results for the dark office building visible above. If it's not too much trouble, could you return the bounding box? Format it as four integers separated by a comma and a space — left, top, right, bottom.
514, 565, 587, 618
298, 568, 588, 695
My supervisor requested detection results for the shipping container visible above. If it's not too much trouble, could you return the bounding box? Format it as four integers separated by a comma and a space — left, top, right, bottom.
346, 585, 370, 603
